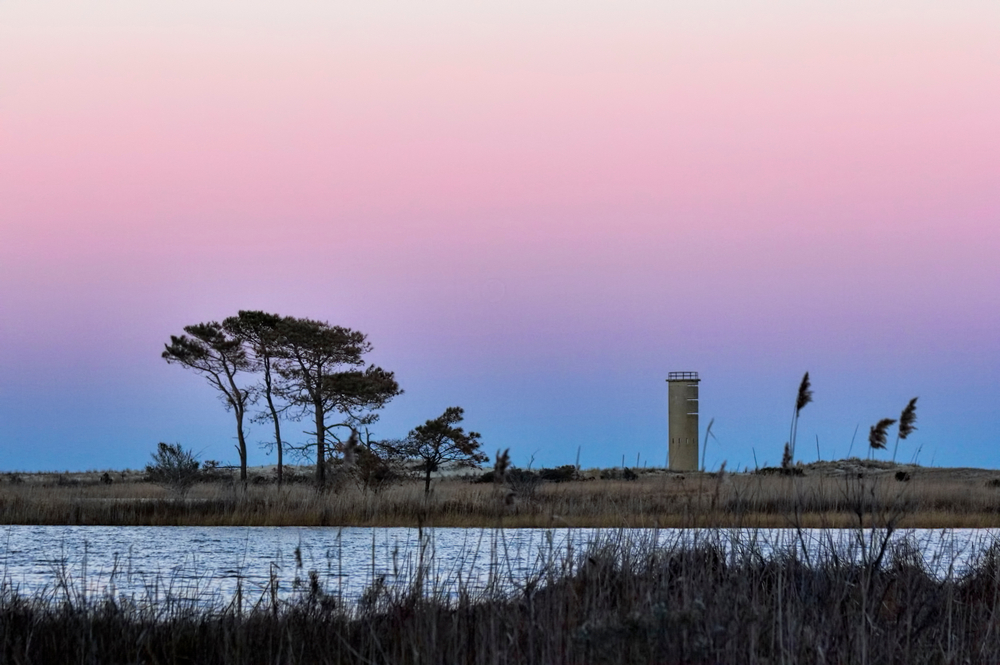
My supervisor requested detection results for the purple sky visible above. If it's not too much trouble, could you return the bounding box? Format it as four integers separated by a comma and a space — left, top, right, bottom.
1, 1, 998, 472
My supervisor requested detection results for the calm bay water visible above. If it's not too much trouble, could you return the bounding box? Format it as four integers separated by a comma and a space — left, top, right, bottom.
1, 526, 997, 608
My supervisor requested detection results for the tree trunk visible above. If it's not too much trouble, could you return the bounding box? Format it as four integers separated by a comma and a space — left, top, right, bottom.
265, 385, 283, 485
236, 407, 248, 484
315, 399, 326, 489
223, 372, 249, 485
273, 411, 283, 486
260, 361, 283, 485
424, 467, 432, 494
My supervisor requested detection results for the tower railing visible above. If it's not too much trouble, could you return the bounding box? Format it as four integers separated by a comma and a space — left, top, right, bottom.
667, 371, 699, 381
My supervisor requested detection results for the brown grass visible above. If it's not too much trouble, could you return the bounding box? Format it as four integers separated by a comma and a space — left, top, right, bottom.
4, 459, 1000, 527
7, 527, 1000, 663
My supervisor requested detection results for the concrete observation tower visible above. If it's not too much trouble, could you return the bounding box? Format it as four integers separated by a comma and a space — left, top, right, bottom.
667, 371, 700, 471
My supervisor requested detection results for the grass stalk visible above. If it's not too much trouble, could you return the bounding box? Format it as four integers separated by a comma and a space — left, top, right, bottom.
4, 522, 1000, 663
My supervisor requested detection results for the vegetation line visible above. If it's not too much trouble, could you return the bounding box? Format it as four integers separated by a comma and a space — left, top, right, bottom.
5, 459, 1000, 528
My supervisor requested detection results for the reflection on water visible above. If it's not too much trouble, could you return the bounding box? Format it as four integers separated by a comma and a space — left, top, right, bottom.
1, 526, 997, 608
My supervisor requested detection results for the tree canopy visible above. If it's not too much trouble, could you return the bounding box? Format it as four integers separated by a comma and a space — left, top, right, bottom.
223, 311, 287, 483
164, 313, 402, 488
162, 322, 253, 482
270, 316, 401, 488
397, 406, 487, 494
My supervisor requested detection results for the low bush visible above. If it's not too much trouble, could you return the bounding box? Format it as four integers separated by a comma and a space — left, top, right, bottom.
755, 466, 804, 477
145, 442, 201, 490
599, 468, 638, 481
538, 465, 577, 482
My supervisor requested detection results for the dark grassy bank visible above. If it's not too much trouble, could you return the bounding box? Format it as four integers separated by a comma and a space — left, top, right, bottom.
4, 529, 1000, 664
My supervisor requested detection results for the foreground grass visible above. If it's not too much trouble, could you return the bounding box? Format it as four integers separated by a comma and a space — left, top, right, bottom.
4, 460, 1000, 527
4, 529, 1000, 664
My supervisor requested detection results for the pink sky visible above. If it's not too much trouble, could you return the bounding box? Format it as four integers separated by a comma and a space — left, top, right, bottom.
1, 1, 998, 470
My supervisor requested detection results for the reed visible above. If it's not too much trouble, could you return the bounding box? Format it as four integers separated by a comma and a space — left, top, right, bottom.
869, 418, 897, 459
893, 397, 919, 463
5, 526, 1000, 663
788, 371, 813, 460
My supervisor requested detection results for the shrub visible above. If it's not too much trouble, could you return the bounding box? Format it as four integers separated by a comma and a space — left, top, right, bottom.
755, 466, 804, 477
539, 465, 578, 482
355, 445, 406, 493
145, 442, 200, 489
599, 468, 639, 481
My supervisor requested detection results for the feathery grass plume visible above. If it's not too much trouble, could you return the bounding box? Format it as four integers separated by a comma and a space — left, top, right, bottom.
868, 418, 896, 456
892, 397, 919, 463
494, 448, 510, 485
781, 443, 793, 470
788, 372, 813, 460
700, 418, 716, 472
796, 372, 814, 413
899, 398, 918, 438
342, 430, 359, 469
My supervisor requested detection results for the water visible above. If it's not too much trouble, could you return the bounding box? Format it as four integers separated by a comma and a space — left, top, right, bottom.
0, 525, 588, 608
1, 526, 997, 609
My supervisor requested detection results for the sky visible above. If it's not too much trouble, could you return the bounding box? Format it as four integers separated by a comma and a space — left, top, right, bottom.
1, 1, 998, 472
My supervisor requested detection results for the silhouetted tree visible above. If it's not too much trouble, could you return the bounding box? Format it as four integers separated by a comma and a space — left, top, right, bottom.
397, 407, 487, 494
163, 322, 253, 482
223, 311, 288, 484
274, 317, 402, 488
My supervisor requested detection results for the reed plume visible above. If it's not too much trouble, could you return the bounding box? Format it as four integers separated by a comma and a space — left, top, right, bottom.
494, 448, 510, 485
796, 372, 813, 412
700, 418, 716, 472
868, 418, 896, 456
342, 430, 359, 469
320, 429, 360, 492
788, 372, 813, 460
781, 442, 793, 470
892, 397, 918, 463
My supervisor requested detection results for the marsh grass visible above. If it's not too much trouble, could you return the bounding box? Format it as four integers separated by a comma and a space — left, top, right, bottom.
788, 371, 813, 461
3, 461, 1000, 528
5, 525, 1000, 663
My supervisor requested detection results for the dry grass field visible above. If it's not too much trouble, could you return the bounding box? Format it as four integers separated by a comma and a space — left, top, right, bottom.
3, 459, 1000, 528
6, 461, 1000, 663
